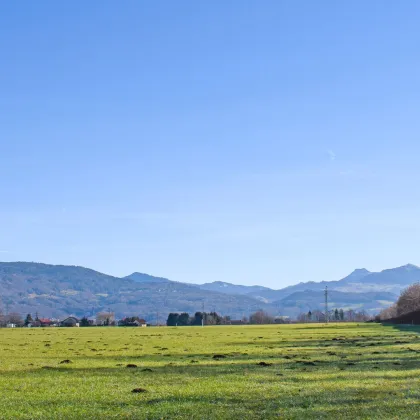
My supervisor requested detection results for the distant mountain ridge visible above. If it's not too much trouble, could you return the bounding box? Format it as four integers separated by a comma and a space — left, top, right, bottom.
198, 265, 419, 302
197, 281, 272, 295
351, 264, 420, 285
0, 261, 418, 320
193, 264, 419, 316
125, 272, 172, 284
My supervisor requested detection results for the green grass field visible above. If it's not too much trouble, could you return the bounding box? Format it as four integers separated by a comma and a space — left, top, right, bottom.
0, 323, 419, 419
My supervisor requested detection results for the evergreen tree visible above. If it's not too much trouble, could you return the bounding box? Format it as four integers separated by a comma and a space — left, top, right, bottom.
191, 312, 204, 326
24, 314, 33, 326
334, 308, 339, 321
339, 309, 344, 321
80, 317, 90, 327
307, 311, 312, 321
166, 313, 179, 326
177, 312, 190, 326
208, 311, 222, 325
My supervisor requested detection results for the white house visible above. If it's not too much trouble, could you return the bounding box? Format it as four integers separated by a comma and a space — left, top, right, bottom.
135, 319, 147, 327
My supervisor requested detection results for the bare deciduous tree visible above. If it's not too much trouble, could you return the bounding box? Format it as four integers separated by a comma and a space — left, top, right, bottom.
396, 283, 420, 316
6, 312, 24, 326
312, 310, 325, 322
249, 310, 274, 324
96, 312, 115, 326
296, 313, 307, 323
379, 304, 397, 320
354, 310, 371, 322
0, 312, 6, 327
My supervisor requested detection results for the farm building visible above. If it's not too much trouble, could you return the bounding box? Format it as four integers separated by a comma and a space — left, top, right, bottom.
39, 318, 53, 327
60, 317, 79, 327
134, 319, 147, 327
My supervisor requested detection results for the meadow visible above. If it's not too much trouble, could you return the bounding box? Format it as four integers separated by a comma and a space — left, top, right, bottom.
0, 323, 419, 419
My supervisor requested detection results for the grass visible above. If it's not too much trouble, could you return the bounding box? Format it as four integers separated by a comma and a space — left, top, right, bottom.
0, 323, 419, 419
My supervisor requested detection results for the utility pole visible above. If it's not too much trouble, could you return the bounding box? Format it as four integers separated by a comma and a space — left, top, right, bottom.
325, 286, 329, 324
156, 311, 159, 327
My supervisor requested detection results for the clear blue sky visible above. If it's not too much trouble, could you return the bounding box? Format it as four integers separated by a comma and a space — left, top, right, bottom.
1, 1, 420, 287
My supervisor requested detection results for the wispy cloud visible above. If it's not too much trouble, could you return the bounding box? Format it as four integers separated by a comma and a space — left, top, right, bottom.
327, 149, 336, 161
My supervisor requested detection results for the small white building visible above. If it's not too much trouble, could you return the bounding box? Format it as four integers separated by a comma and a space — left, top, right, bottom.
136, 319, 147, 327
6, 323, 16, 328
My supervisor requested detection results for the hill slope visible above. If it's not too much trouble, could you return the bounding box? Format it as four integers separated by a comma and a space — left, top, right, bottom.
0, 262, 273, 320
0, 262, 416, 320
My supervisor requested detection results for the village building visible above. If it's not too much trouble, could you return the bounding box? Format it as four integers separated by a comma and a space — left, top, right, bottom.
134, 319, 147, 327
39, 318, 53, 327
60, 317, 80, 327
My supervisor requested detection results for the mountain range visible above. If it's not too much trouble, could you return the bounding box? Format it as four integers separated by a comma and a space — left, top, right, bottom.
1, 261, 419, 320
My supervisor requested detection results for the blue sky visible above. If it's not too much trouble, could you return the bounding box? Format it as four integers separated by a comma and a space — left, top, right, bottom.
1, 1, 420, 287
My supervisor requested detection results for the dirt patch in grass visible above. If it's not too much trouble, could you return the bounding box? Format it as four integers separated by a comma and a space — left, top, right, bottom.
132, 388, 147, 393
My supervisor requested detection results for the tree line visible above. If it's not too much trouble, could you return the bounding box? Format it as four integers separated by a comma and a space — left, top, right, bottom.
296, 308, 371, 323
166, 312, 227, 326
166, 310, 290, 326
